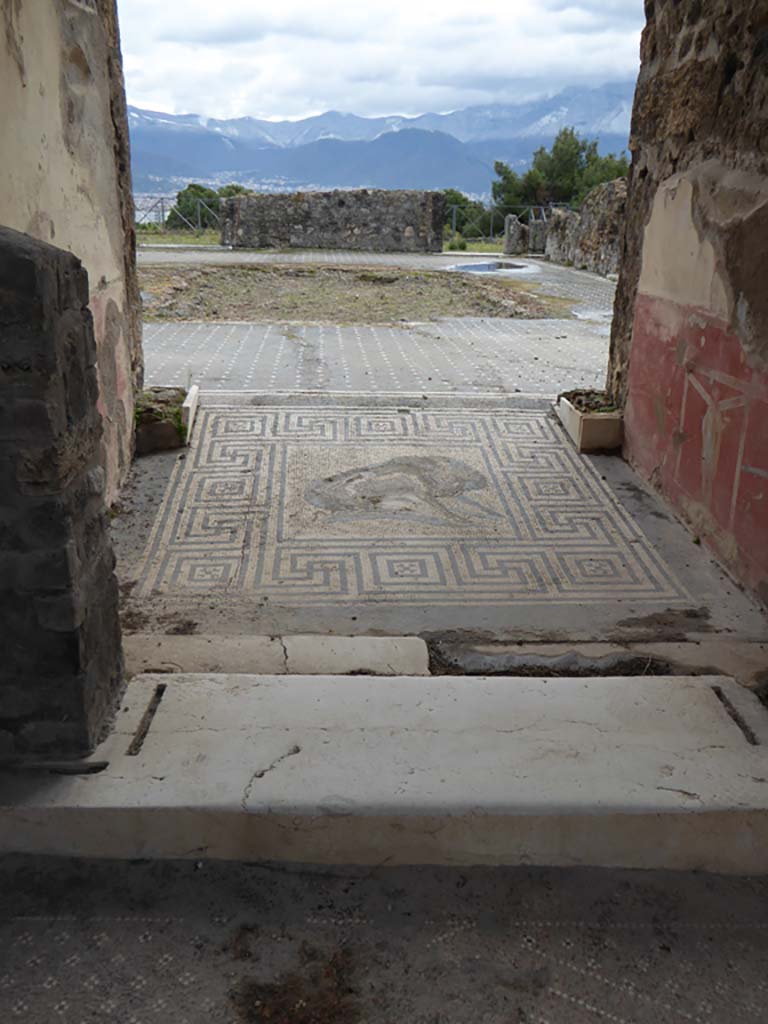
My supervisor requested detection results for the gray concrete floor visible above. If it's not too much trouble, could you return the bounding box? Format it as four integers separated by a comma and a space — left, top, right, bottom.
144, 317, 608, 396
1, 856, 766, 1023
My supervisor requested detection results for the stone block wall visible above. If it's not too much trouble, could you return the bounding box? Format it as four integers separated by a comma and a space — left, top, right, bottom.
528, 220, 547, 254
545, 179, 627, 277
0, 228, 123, 759
503, 215, 528, 255
222, 190, 444, 253
543, 209, 579, 264
608, 0, 768, 607
1, 0, 142, 504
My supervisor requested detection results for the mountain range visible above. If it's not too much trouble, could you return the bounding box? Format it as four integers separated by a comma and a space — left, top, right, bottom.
129, 81, 634, 198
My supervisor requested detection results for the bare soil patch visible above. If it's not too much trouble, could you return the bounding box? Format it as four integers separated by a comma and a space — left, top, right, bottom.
559, 388, 618, 413
139, 263, 568, 323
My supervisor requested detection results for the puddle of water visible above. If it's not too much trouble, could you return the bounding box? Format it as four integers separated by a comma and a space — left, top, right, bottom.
574, 308, 614, 334
574, 307, 613, 322
447, 261, 538, 277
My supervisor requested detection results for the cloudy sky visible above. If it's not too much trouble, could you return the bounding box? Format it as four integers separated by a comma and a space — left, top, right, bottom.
119, 0, 645, 120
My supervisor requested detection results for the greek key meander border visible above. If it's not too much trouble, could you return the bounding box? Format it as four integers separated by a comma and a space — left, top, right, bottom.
136, 407, 690, 606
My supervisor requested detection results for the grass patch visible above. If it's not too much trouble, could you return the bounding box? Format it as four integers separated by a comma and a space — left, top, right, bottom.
461, 240, 505, 253
134, 387, 187, 441
446, 232, 467, 251
137, 227, 221, 246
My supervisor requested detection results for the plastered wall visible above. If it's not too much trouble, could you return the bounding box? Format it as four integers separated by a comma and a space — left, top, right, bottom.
611, 1, 768, 606
1, 0, 142, 503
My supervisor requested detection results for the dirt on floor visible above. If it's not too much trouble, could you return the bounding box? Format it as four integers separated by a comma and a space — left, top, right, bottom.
138, 263, 569, 323
230, 947, 359, 1024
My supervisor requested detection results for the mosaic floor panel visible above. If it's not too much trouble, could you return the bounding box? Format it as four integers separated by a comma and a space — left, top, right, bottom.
137, 405, 688, 608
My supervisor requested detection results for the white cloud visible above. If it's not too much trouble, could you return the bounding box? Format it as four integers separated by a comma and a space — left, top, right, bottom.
118, 0, 645, 118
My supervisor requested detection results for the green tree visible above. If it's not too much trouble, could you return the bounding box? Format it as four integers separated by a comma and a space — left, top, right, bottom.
491, 129, 629, 209
491, 163, 525, 209
166, 183, 254, 230
167, 183, 220, 229
532, 128, 584, 203
577, 143, 629, 202
217, 183, 254, 199
442, 188, 488, 236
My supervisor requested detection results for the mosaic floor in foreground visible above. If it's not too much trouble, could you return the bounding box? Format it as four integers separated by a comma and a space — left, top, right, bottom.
137, 405, 688, 608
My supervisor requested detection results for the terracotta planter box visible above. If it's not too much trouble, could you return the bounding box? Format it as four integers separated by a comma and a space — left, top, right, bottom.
555, 395, 623, 453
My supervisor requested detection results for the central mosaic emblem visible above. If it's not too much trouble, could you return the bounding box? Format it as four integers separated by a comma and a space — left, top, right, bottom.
305, 455, 489, 523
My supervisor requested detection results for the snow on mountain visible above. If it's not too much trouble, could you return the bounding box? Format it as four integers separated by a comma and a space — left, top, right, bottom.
129, 82, 633, 148
128, 82, 634, 195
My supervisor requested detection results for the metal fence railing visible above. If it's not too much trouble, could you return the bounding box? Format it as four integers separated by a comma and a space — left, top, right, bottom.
134, 195, 571, 243
445, 202, 572, 242
134, 195, 221, 233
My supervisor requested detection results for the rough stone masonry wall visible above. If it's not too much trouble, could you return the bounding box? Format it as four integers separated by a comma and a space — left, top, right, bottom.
0, 228, 123, 759
608, 0, 768, 606
1, 0, 142, 504
545, 179, 628, 277
222, 190, 445, 253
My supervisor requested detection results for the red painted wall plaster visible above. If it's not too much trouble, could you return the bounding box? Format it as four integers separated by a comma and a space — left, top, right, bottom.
625, 293, 768, 601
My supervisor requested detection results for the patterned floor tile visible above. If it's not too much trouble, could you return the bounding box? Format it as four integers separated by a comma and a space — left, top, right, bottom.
137, 405, 687, 608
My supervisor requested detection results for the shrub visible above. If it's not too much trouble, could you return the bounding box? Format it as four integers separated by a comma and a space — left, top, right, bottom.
447, 233, 467, 251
